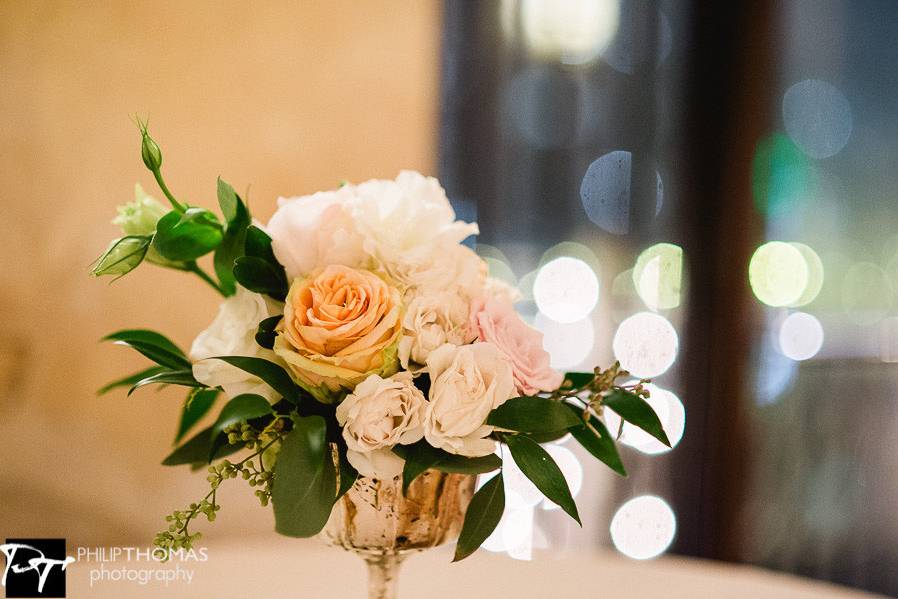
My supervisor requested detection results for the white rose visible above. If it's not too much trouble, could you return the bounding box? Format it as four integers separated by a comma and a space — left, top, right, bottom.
266, 186, 368, 280
395, 243, 486, 299
336, 372, 426, 479
424, 343, 515, 457
190, 285, 285, 402
398, 292, 474, 370
348, 171, 479, 286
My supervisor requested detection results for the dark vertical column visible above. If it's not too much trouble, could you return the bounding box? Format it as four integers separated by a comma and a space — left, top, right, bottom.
672, 2, 776, 559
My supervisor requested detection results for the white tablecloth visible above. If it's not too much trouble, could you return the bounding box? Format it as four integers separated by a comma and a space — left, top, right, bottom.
62, 536, 885, 598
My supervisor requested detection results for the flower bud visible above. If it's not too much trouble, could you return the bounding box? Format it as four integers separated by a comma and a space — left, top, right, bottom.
91, 235, 151, 277
141, 130, 163, 171
113, 184, 168, 236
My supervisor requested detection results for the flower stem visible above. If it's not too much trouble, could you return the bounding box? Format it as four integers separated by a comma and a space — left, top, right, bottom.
152, 168, 187, 213
188, 262, 225, 296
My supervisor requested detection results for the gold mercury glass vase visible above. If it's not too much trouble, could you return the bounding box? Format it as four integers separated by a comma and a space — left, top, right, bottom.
319, 471, 476, 599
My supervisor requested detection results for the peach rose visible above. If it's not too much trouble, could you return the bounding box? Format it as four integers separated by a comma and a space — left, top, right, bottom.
469, 296, 563, 395
274, 265, 402, 402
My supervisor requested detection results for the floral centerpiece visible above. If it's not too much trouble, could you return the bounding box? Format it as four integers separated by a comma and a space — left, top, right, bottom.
94, 123, 670, 598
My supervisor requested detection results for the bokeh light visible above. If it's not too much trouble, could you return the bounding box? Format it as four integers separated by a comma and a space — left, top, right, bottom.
748, 241, 808, 307
633, 242, 683, 311
782, 79, 853, 159
533, 256, 600, 323
520, 0, 620, 65
879, 317, 898, 363
612, 312, 678, 377
778, 312, 824, 361
604, 383, 685, 454
751, 133, 813, 216
610, 495, 677, 560
534, 312, 595, 369
842, 262, 892, 326
789, 243, 824, 307
601, 7, 672, 74
580, 151, 662, 235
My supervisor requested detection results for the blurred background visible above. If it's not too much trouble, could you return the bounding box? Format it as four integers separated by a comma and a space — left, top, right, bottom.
2, 1, 897, 597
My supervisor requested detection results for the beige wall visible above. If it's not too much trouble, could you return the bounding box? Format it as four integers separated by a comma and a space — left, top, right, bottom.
0, 0, 440, 545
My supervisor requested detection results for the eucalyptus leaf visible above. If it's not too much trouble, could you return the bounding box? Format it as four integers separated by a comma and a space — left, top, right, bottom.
272, 415, 337, 537
603, 389, 671, 447
452, 473, 505, 562
564, 404, 626, 477
175, 388, 219, 443
487, 396, 581, 433
161, 425, 242, 466
128, 369, 205, 395
97, 366, 166, 395
209, 394, 273, 445
153, 209, 223, 262
505, 434, 581, 524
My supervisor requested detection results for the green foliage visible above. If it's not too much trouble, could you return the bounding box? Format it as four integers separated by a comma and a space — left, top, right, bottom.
487, 396, 581, 433
176, 388, 219, 443
102, 329, 190, 370
394, 442, 502, 494
208, 394, 273, 460
213, 178, 251, 296
127, 369, 205, 395
272, 415, 337, 537
505, 434, 580, 525
161, 426, 242, 466
602, 388, 670, 447
236, 225, 288, 300
153, 209, 223, 262
255, 315, 281, 350
453, 473, 505, 562
564, 404, 626, 477
560, 371, 595, 389
97, 366, 166, 395
211, 356, 300, 403
336, 446, 358, 500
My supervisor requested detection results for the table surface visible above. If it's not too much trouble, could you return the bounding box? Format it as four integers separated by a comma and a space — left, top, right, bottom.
63, 536, 887, 598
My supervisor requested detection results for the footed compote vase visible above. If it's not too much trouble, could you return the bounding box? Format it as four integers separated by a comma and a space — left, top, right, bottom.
320, 470, 476, 599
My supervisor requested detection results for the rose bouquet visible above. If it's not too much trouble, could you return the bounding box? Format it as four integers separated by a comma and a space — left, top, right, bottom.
94, 123, 670, 590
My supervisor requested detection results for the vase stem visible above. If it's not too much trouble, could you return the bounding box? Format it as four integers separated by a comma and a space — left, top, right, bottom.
364, 553, 403, 599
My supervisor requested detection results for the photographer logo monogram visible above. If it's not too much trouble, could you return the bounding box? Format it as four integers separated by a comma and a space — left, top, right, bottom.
1, 539, 73, 598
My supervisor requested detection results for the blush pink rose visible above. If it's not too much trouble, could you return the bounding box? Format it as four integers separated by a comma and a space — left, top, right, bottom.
469, 297, 563, 395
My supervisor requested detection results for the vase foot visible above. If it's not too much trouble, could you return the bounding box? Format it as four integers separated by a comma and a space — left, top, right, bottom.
363, 553, 404, 599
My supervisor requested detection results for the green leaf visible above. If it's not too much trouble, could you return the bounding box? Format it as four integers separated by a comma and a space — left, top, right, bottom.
487, 396, 582, 433
272, 415, 337, 537
128, 369, 205, 395
103, 329, 186, 357
97, 366, 166, 395
211, 356, 299, 403
102, 329, 190, 370
91, 235, 151, 278
603, 389, 670, 447
175, 388, 219, 443
564, 404, 626, 477
244, 225, 278, 262
561, 372, 594, 389
505, 435, 581, 524
336, 447, 358, 500
153, 209, 223, 262
161, 425, 241, 466
233, 256, 288, 301
213, 178, 251, 296
452, 473, 505, 562
395, 442, 501, 494
255, 315, 282, 350
524, 429, 571, 444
